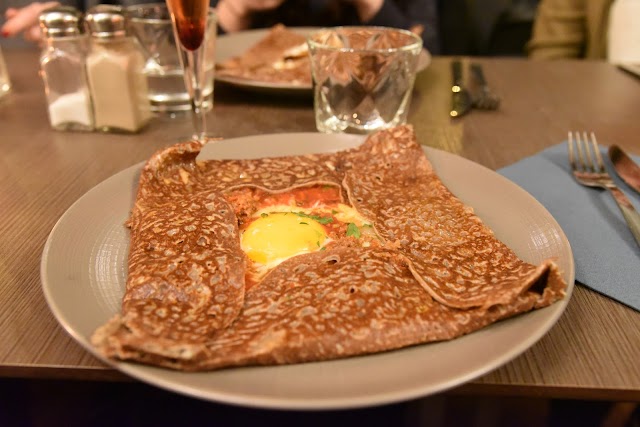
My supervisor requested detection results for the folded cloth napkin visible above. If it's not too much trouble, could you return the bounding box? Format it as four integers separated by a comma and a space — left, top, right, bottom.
499, 143, 640, 312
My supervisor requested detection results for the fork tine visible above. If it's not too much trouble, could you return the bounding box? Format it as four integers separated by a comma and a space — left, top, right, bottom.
588, 132, 606, 173
581, 131, 597, 172
568, 131, 577, 170
575, 131, 589, 171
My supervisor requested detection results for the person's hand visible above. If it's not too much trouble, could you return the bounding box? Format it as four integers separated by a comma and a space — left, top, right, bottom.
216, 0, 286, 32
2, 1, 60, 44
344, 0, 383, 22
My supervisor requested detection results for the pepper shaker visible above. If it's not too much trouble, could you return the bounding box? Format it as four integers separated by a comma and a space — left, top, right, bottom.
39, 6, 94, 131
85, 6, 151, 133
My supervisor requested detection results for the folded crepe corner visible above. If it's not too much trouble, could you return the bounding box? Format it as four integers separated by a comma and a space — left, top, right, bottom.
91, 124, 568, 371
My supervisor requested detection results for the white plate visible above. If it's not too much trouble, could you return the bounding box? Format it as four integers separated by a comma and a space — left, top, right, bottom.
215, 28, 432, 95
41, 133, 574, 410
618, 62, 640, 78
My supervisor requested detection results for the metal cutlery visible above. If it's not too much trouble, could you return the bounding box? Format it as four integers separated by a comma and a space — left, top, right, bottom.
450, 60, 500, 118
568, 131, 640, 247
449, 59, 472, 118
608, 144, 640, 194
470, 63, 501, 110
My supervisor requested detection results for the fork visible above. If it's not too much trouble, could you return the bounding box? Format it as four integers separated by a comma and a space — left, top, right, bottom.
470, 63, 501, 110
568, 131, 640, 247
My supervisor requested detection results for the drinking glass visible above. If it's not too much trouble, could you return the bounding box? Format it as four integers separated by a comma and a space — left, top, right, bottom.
165, 0, 216, 140
307, 27, 422, 134
127, 3, 215, 114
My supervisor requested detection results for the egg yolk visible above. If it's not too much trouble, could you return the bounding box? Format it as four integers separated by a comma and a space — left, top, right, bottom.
241, 213, 327, 265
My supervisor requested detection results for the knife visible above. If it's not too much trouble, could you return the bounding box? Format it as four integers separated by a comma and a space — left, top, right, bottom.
450, 59, 472, 118
608, 145, 640, 194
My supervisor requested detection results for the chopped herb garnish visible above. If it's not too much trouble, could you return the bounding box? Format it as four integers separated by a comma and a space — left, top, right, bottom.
346, 223, 361, 238
320, 246, 327, 251
294, 211, 333, 224
331, 209, 338, 215
261, 213, 269, 218
362, 223, 373, 228
316, 241, 321, 247
300, 221, 308, 225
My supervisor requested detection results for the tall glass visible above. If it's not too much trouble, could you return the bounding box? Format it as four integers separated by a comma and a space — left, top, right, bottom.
165, 0, 214, 140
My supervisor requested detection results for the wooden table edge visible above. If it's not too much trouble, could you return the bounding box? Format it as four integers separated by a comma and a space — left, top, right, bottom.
2, 366, 639, 402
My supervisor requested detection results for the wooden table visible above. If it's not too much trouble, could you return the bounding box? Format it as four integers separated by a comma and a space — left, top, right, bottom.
1, 48, 639, 407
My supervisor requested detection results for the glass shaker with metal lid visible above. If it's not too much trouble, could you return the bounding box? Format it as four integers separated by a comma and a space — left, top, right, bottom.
85, 6, 151, 133
39, 5, 94, 131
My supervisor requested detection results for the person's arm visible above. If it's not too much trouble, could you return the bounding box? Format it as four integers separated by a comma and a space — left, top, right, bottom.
350, 0, 383, 22
351, 0, 440, 54
1, 2, 60, 43
527, 0, 588, 59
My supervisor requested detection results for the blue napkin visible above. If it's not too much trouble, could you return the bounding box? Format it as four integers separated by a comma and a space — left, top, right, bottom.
499, 143, 640, 312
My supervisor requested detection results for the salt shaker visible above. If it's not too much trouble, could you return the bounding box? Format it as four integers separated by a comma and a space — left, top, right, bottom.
85, 7, 151, 133
39, 6, 94, 131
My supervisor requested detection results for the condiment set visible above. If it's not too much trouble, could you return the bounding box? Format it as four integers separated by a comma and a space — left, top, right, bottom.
39, 5, 151, 133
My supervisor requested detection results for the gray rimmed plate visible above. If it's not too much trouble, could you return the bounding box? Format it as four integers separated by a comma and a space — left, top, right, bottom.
214, 28, 432, 95
41, 132, 574, 410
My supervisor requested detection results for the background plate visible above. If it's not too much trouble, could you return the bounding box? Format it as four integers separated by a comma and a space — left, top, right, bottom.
618, 62, 640, 78
215, 28, 432, 95
41, 133, 574, 410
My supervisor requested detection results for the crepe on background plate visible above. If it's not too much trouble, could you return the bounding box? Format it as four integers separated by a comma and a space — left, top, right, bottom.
216, 24, 311, 86
92, 125, 567, 371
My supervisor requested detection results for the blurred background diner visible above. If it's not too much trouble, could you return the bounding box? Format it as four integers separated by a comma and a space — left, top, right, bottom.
528, 0, 640, 64
1, 0, 546, 57
0, 0, 144, 45
5, 0, 637, 61
527, 0, 614, 60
